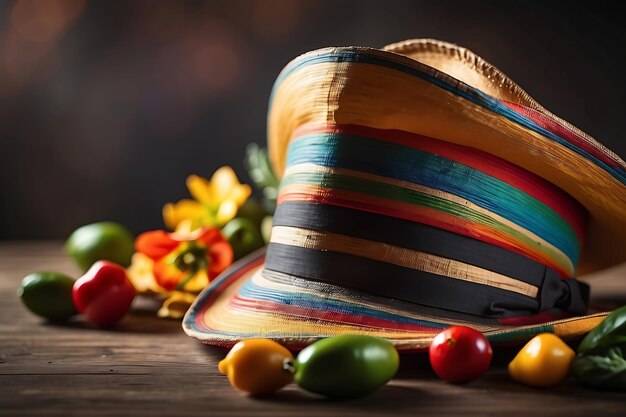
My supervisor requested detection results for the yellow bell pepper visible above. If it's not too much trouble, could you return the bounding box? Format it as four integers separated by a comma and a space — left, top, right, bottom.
218, 339, 294, 396
508, 333, 575, 387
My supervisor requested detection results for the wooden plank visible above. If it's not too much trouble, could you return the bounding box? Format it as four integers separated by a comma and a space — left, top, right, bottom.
1, 243, 626, 416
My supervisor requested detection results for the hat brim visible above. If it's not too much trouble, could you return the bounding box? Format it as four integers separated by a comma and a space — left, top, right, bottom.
183, 249, 609, 351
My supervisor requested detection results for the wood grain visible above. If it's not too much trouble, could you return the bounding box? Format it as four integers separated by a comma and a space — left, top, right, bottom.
1, 242, 626, 416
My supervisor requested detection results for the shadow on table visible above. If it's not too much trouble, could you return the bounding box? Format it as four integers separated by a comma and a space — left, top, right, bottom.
43, 312, 184, 335
480, 373, 626, 402
249, 384, 431, 408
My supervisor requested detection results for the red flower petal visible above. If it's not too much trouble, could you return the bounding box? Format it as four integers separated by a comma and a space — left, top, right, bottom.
196, 227, 224, 247
135, 230, 180, 260
208, 240, 234, 279
153, 258, 186, 291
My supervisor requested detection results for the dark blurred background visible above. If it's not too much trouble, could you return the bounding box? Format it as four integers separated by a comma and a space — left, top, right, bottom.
1, 0, 625, 239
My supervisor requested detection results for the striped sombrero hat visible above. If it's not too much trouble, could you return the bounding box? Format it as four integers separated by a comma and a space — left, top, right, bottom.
183, 39, 626, 351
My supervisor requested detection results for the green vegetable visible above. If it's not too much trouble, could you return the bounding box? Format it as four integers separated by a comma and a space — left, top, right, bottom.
244, 143, 280, 213
572, 305, 626, 390
236, 199, 269, 230
572, 347, 626, 390
290, 335, 399, 398
18, 272, 77, 321
66, 222, 135, 271
222, 217, 265, 260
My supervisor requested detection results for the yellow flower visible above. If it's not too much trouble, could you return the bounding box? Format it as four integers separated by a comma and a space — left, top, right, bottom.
163, 166, 252, 230
126, 252, 162, 294
157, 292, 198, 319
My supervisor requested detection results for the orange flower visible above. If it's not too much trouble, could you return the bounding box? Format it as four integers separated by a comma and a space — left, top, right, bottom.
135, 226, 233, 293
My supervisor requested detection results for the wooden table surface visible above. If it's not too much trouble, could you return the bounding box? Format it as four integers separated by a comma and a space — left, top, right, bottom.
2, 242, 626, 416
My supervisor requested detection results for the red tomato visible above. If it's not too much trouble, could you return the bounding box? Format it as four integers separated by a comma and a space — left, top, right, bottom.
429, 326, 493, 383
72, 260, 136, 328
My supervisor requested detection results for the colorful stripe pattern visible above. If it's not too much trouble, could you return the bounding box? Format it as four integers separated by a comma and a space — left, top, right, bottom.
183, 124, 594, 350
183, 251, 607, 350
269, 49, 626, 184
278, 124, 586, 279
270, 225, 539, 297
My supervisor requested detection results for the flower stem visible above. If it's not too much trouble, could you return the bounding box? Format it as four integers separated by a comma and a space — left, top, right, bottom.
176, 268, 198, 291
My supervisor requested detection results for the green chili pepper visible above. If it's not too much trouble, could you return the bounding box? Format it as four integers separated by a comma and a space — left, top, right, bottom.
289, 334, 399, 399
18, 272, 77, 321
572, 305, 626, 391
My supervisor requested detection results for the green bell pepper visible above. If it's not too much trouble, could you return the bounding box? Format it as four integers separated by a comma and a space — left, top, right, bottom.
572, 305, 626, 390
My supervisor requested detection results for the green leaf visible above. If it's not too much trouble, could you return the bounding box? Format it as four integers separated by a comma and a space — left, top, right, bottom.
245, 143, 280, 189
572, 346, 626, 390
244, 143, 280, 214
578, 305, 626, 355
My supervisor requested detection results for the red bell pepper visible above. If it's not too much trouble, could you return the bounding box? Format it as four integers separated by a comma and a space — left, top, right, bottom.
72, 260, 136, 328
